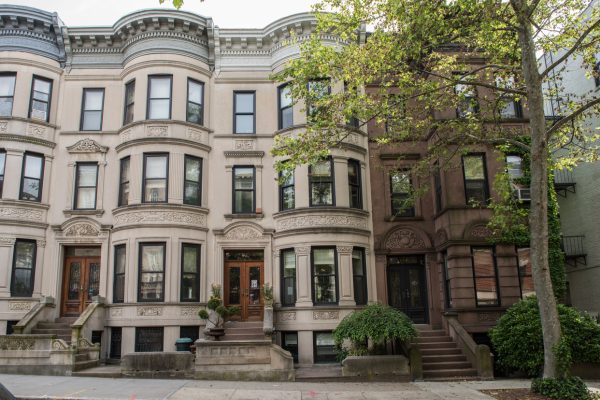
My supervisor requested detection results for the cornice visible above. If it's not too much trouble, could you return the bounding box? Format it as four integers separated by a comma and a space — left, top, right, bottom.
0, 133, 56, 149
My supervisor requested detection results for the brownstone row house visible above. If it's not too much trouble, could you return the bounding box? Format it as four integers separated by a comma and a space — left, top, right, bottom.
0, 5, 533, 374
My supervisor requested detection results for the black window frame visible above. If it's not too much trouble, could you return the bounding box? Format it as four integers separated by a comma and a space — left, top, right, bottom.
279, 169, 295, 211
433, 162, 443, 213
0, 72, 17, 117
110, 327, 122, 359
462, 153, 490, 206
146, 74, 173, 120
74, 162, 99, 210
311, 246, 339, 306
28, 75, 53, 122
442, 251, 452, 309
454, 79, 479, 118
280, 248, 296, 307
19, 152, 44, 202
113, 244, 126, 304
233, 90, 256, 134
348, 159, 362, 209
281, 331, 299, 363
390, 169, 415, 217
352, 247, 367, 306
186, 78, 204, 125
80, 88, 105, 131
180, 243, 201, 302
183, 155, 202, 206
135, 327, 164, 352
232, 165, 256, 214
277, 83, 293, 130
137, 242, 166, 302
313, 331, 336, 363
118, 156, 130, 207
123, 79, 135, 126
306, 78, 331, 119
471, 246, 500, 307
309, 157, 335, 207
10, 239, 37, 297
0, 149, 6, 198
142, 153, 169, 204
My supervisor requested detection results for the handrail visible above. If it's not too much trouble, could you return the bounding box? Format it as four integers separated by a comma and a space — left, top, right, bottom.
445, 313, 494, 379
12, 296, 55, 335
71, 296, 106, 348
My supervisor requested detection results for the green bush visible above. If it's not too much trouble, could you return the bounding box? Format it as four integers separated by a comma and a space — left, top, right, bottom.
332, 303, 416, 358
532, 377, 593, 400
489, 296, 600, 376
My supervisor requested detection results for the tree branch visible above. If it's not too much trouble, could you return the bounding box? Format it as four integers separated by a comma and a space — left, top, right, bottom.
421, 69, 528, 96
546, 97, 600, 138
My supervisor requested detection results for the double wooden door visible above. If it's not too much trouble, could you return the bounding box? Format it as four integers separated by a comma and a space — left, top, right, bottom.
387, 256, 429, 324
224, 260, 264, 321
61, 256, 100, 316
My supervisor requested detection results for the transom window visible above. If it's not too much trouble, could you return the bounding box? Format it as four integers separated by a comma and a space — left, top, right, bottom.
143, 154, 168, 203
29, 76, 52, 122
471, 247, 500, 307
123, 80, 135, 125
138, 243, 165, 302
181, 243, 200, 302
0, 73, 16, 117
462, 154, 489, 205
184, 155, 202, 206
80, 88, 105, 131
74, 163, 98, 210
11, 239, 36, 297
278, 84, 293, 130
187, 78, 204, 125
233, 166, 255, 214
147, 75, 172, 120
20, 153, 44, 202
312, 247, 338, 305
234, 91, 255, 134
309, 158, 334, 207
390, 170, 414, 217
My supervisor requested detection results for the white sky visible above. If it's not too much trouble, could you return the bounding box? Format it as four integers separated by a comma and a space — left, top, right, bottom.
3, 0, 318, 28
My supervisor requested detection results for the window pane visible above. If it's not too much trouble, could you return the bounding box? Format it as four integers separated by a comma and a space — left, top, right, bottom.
188, 80, 203, 104
391, 172, 410, 193
235, 190, 254, 213
144, 179, 166, 202
78, 165, 97, 186
115, 246, 126, 274
82, 111, 102, 130
282, 186, 295, 210
150, 77, 171, 98
184, 182, 200, 204
236, 93, 254, 113
463, 156, 485, 179
187, 102, 203, 124
312, 161, 331, 177
24, 155, 42, 179
126, 82, 135, 104
235, 115, 254, 133
280, 85, 292, 108
15, 241, 35, 270
518, 248, 535, 298
475, 277, 498, 305
352, 250, 364, 276
283, 251, 296, 277
234, 168, 254, 189
120, 158, 130, 183
33, 79, 51, 96
185, 157, 201, 181
183, 246, 199, 273
0, 98, 13, 116
141, 245, 164, 272
77, 187, 96, 209
281, 107, 293, 129
145, 156, 167, 178
149, 99, 170, 119
348, 162, 359, 185
315, 332, 336, 363
0, 152, 5, 176
506, 155, 523, 179
314, 249, 334, 268
311, 183, 332, 206
30, 100, 48, 120
85, 90, 103, 110
314, 275, 336, 303
0, 75, 15, 96
21, 178, 40, 200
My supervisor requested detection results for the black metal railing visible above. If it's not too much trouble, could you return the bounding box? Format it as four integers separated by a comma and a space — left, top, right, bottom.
561, 235, 586, 257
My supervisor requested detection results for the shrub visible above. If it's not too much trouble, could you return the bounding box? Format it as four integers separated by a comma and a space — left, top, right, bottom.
489, 296, 600, 376
531, 377, 593, 400
333, 303, 416, 358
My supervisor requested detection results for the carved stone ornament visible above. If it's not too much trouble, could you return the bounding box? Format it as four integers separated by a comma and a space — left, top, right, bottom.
120, 129, 133, 143
478, 312, 501, 322
234, 139, 256, 151
0, 207, 43, 221
384, 228, 426, 250
110, 307, 123, 317
186, 128, 205, 143
0, 237, 16, 246
180, 306, 200, 316
26, 124, 46, 138
313, 311, 339, 320
52, 339, 69, 350
8, 301, 34, 311
294, 246, 310, 256
435, 229, 448, 245
114, 210, 206, 227
0, 337, 35, 350
146, 125, 169, 137
336, 245, 354, 254
224, 226, 262, 240
64, 223, 100, 237
0, 121, 7, 132
470, 225, 492, 239
279, 312, 296, 321
67, 138, 108, 153
137, 306, 163, 316
276, 215, 368, 231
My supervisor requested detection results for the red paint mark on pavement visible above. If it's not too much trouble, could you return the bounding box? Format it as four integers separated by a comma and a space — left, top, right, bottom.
307, 390, 318, 398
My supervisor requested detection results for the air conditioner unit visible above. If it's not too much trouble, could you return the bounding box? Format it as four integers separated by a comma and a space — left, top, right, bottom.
515, 188, 531, 202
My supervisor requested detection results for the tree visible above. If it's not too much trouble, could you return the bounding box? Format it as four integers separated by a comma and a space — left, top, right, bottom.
272, 0, 600, 379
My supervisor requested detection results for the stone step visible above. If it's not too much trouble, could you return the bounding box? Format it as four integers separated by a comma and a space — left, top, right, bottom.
415, 341, 458, 349
423, 361, 473, 371
417, 330, 448, 337
225, 327, 264, 334
36, 322, 71, 329
414, 336, 453, 343
224, 321, 263, 328
72, 365, 122, 378
72, 359, 99, 372
295, 365, 353, 382
31, 328, 72, 335
75, 353, 89, 362
221, 333, 266, 341
422, 354, 467, 363
423, 368, 477, 379
55, 317, 78, 324
420, 348, 463, 356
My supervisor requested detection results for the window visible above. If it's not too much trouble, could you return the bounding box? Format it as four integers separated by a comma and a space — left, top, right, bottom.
29, 76, 52, 122
135, 327, 163, 352
281, 332, 299, 363
278, 84, 293, 130
390, 170, 414, 217
517, 247, 534, 298
184, 155, 202, 206
352, 248, 367, 305
181, 243, 200, 302
442, 252, 452, 308
307, 79, 330, 119
471, 247, 499, 307
234, 91, 255, 134
123, 80, 135, 125
0, 73, 16, 117
143, 153, 168, 203
232, 166, 255, 213
311, 247, 338, 305
594, 59, 600, 88
314, 332, 336, 363
309, 158, 334, 207
138, 243, 165, 302
80, 88, 105, 131
348, 159, 362, 209
281, 249, 296, 306
118, 157, 130, 206
433, 162, 443, 213
0, 150, 5, 198
147, 75, 172, 120
180, 326, 199, 345
74, 163, 98, 209
11, 239, 36, 297
110, 327, 122, 359
455, 82, 478, 118
113, 244, 126, 303
279, 170, 295, 211
344, 82, 359, 128
20, 152, 44, 202
187, 78, 204, 125
496, 76, 522, 119
462, 154, 489, 205
506, 155, 523, 180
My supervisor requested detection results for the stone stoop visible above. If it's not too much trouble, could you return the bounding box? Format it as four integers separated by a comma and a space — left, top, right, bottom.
222, 320, 266, 341
30, 318, 75, 343
415, 326, 477, 380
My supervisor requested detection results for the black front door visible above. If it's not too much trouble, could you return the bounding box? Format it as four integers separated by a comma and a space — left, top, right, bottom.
387, 255, 428, 324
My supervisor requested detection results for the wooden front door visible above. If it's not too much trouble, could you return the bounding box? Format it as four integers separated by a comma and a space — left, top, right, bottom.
387, 255, 429, 324
61, 256, 101, 316
224, 260, 264, 321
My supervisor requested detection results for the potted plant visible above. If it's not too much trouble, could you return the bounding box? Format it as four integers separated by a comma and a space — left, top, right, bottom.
198, 283, 239, 340
262, 283, 274, 335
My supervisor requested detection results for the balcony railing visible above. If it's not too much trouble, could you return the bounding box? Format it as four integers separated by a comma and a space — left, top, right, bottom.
561, 235, 586, 267
554, 169, 576, 197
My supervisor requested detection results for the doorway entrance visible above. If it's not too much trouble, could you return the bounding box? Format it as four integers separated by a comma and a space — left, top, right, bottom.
387, 255, 429, 324
224, 250, 264, 321
61, 247, 101, 316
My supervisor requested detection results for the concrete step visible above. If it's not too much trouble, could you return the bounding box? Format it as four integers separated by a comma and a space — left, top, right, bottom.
414, 336, 453, 343
417, 330, 448, 337
415, 341, 458, 349
423, 361, 473, 371
55, 317, 78, 324
36, 322, 71, 329
72, 359, 99, 372
420, 348, 463, 356
75, 353, 89, 362
72, 365, 122, 378
422, 354, 467, 363
423, 368, 477, 379
222, 333, 266, 341
31, 328, 71, 335
295, 365, 353, 382
224, 321, 263, 328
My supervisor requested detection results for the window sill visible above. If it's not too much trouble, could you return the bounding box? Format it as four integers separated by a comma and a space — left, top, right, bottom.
224, 213, 264, 220
63, 209, 104, 217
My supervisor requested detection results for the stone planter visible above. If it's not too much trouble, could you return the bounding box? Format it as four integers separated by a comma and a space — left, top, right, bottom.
342, 355, 410, 381
263, 306, 273, 336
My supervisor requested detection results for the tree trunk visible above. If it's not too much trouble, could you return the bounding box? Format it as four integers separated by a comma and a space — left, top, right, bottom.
512, 0, 562, 379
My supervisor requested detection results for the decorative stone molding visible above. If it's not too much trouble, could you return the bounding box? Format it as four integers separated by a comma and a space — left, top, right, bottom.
279, 311, 296, 321
295, 246, 310, 256
180, 306, 200, 316
113, 205, 207, 229
0, 121, 7, 133
435, 229, 449, 246
384, 228, 427, 250
234, 139, 256, 151
0, 237, 16, 246
313, 311, 339, 320
0, 206, 44, 222
38, 240, 46, 248
336, 245, 354, 255
26, 123, 46, 139
64, 223, 100, 237
478, 312, 501, 322
67, 138, 108, 153
120, 129, 133, 143
110, 307, 123, 317
146, 125, 169, 137
468, 224, 493, 239
276, 214, 368, 232
52, 339, 69, 350
0, 336, 35, 350
224, 226, 262, 240
223, 150, 265, 158
137, 306, 163, 316
8, 301, 34, 311
186, 128, 206, 143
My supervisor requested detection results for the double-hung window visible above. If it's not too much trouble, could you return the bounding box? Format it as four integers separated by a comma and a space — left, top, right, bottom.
143, 154, 168, 203
138, 243, 165, 302
455, 81, 478, 118
113, 244, 126, 303
307, 79, 330, 120
348, 159, 362, 209
123, 80, 135, 125
462, 154, 489, 205
11, 239, 36, 297
181, 243, 200, 302
309, 158, 334, 207
232, 166, 255, 213
433, 162, 443, 213
281, 249, 296, 306
74, 162, 98, 209
184, 155, 202, 206
517, 247, 534, 298
187, 78, 204, 125
278, 84, 293, 130
279, 170, 295, 211
0, 73, 16, 117
312, 247, 338, 305
390, 170, 414, 217
234, 91, 255, 134
147, 75, 172, 120
471, 247, 500, 306
29, 76, 52, 122
118, 157, 130, 206
506, 155, 523, 180
80, 88, 105, 131
0, 150, 5, 198
20, 152, 44, 202
352, 248, 367, 305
